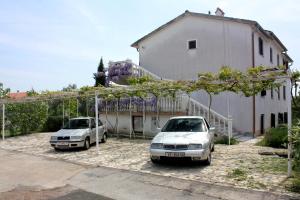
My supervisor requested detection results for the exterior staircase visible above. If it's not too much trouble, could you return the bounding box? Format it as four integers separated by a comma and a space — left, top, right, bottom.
107, 60, 233, 136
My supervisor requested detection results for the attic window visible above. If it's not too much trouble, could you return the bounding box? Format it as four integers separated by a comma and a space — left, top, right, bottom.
188, 40, 197, 49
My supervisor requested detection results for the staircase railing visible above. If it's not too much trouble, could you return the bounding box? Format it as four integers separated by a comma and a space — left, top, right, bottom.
136, 65, 233, 135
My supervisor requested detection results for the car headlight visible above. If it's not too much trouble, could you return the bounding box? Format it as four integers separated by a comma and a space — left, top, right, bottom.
151, 143, 163, 149
188, 144, 202, 150
71, 136, 82, 140
50, 136, 57, 141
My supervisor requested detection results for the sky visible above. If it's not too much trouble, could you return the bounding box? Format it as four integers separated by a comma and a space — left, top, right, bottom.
0, 0, 299, 92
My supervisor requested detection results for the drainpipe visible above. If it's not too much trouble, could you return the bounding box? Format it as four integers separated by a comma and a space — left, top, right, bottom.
251, 31, 256, 138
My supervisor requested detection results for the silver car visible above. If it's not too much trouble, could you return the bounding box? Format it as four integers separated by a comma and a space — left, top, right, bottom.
50, 117, 107, 150
150, 116, 215, 165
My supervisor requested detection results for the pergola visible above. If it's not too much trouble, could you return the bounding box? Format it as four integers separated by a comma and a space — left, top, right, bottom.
0, 72, 294, 177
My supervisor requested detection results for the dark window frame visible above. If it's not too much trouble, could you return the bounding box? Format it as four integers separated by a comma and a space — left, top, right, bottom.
277, 86, 280, 100
259, 37, 264, 56
271, 88, 274, 99
270, 47, 273, 63
283, 86, 286, 100
188, 40, 197, 50
261, 90, 266, 97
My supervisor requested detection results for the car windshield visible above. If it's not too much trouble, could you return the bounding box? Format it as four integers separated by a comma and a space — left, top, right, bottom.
63, 119, 90, 129
161, 118, 206, 132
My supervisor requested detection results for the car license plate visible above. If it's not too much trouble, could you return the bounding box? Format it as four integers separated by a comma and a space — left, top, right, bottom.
165, 152, 185, 157
57, 142, 68, 146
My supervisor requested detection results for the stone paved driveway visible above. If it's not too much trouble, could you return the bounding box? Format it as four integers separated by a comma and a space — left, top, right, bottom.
0, 133, 291, 194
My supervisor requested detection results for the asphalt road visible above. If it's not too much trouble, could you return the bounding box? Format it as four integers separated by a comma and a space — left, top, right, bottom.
0, 149, 298, 200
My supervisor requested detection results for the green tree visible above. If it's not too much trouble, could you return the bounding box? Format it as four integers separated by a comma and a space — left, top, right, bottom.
94, 57, 106, 87
62, 84, 77, 92
0, 83, 10, 99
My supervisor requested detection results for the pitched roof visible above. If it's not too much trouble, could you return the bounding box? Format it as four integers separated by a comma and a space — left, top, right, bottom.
131, 10, 287, 51
8, 92, 28, 100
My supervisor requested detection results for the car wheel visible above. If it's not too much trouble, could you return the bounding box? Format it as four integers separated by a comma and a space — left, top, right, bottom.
101, 133, 107, 143
54, 147, 60, 151
204, 151, 212, 165
84, 137, 90, 150
151, 158, 160, 164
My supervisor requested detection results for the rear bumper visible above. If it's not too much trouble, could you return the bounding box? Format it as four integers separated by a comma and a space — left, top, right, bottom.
150, 148, 210, 161
50, 140, 85, 149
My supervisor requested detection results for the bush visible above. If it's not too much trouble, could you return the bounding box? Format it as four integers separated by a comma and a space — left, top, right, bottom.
43, 116, 64, 132
214, 135, 238, 145
6, 102, 48, 135
261, 125, 288, 148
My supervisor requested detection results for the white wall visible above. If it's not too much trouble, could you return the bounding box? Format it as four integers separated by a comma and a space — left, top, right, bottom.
253, 31, 287, 134
136, 15, 288, 134
100, 113, 171, 137
138, 15, 254, 133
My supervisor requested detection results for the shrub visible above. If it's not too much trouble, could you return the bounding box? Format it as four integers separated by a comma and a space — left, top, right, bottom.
214, 135, 238, 145
6, 102, 48, 135
43, 116, 64, 132
262, 125, 288, 148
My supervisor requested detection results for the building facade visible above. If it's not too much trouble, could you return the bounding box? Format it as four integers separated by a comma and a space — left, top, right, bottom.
131, 10, 293, 134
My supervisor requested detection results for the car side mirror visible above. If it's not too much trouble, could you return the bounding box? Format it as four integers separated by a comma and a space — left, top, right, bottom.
209, 127, 216, 132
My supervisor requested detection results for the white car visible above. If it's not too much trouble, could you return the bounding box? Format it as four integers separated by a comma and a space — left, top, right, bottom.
50, 117, 107, 150
150, 116, 215, 165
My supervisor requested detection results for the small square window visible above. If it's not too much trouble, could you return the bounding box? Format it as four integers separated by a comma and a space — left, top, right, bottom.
188, 40, 197, 49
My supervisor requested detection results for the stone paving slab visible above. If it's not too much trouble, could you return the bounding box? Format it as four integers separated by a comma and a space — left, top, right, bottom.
0, 133, 293, 195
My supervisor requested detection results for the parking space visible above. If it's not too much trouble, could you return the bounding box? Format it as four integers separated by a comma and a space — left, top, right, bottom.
0, 133, 289, 193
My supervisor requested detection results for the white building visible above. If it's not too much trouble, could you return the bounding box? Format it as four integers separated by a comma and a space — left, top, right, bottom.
131, 9, 293, 135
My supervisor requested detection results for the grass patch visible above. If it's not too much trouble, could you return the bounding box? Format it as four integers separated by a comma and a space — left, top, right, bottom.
256, 157, 287, 174
215, 135, 238, 145
286, 163, 300, 193
228, 168, 247, 181
246, 176, 267, 189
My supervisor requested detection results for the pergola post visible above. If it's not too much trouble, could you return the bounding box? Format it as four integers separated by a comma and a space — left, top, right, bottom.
86, 97, 89, 117
116, 100, 119, 138
228, 116, 232, 145
143, 99, 145, 139
2, 104, 5, 141
287, 78, 292, 177
105, 100, 108, 133
77, 98, 79, 117
129, 97, 132, 139
95, 92, 99, 152
62, 100, 65, 127
68, 99, 71, 120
